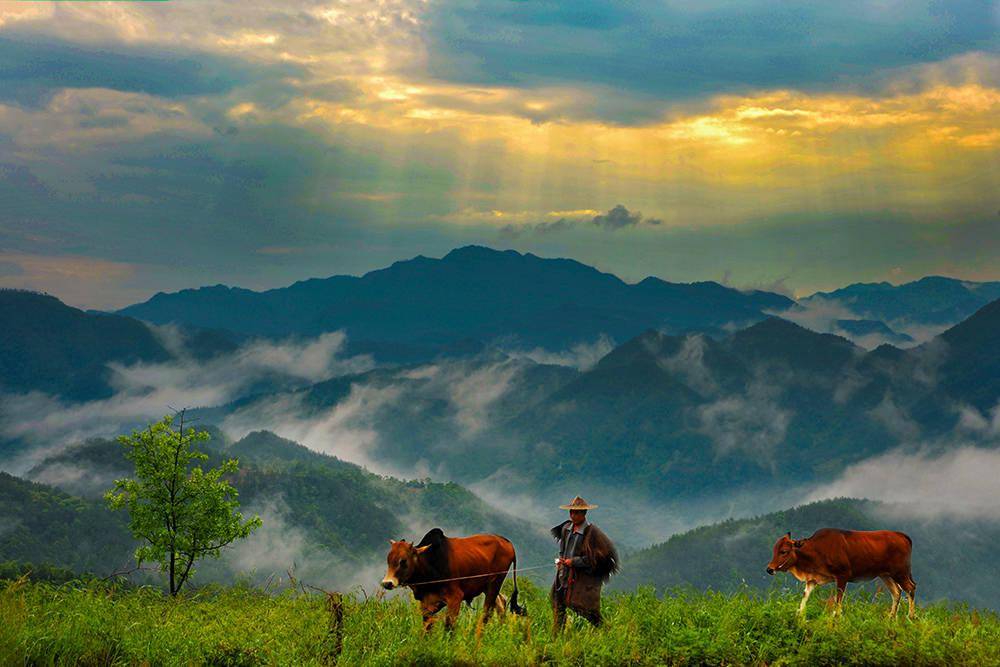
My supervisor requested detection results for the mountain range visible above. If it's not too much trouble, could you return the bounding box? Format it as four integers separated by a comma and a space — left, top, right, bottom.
117, 246, 795, 360
191, 298, 999, 541
2, 246, 999, 607
804, 276, 1000, 326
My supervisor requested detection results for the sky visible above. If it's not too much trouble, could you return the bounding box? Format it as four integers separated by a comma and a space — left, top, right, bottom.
0, 1, 997, 309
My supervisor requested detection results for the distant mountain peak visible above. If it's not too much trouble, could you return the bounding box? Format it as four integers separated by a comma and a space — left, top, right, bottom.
940, 296, 1000, 344
444, 245, 521, 260
727, 316, 857, 372
739, 315, 813, 336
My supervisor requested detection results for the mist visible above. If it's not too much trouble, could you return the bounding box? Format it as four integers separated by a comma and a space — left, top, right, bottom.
0, 330, 373, 473
805, 444, 1000, 520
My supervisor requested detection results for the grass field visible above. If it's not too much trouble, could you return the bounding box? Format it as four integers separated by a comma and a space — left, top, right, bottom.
2, 577, 999, 666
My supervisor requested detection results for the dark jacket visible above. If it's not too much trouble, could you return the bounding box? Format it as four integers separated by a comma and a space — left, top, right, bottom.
551, 521, 619, 613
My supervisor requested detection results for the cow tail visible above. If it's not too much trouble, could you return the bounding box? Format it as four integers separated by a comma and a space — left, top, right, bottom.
508, 551, 527, 616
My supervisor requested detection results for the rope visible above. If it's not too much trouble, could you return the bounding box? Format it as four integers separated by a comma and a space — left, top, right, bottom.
401, 562, 554, 587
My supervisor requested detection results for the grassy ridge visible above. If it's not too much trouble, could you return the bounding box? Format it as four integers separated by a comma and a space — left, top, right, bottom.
2, 579, 999, 666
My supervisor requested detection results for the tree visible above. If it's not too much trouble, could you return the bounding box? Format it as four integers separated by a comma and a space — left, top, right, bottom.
105, 412, 261, 595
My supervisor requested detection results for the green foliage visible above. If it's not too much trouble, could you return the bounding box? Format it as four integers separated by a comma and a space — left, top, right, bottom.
0, 561, 80, 585
0, 472, 134, 574
105, 415, 261, 595
2, 580, 999, 666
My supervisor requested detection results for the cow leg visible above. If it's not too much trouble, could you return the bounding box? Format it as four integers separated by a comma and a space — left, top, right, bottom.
880, 576, 902, 619
899, 574, 917, 620
476, 579, 502, 639
495, 593, 507, 616
420, 597, 446, 633
834, 578, 848, 616
578, 606, 603, 628
798, 581, 816, 615
444, 591, 464, 631
482, 578, 502, 625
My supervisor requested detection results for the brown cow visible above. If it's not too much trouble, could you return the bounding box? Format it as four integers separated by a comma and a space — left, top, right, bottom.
766, 528, 916, 619
381, 528, 525, 631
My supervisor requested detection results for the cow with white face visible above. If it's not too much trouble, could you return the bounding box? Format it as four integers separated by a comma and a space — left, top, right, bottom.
766, 528, 917, 618
381, 529, 525, 631
382, 539, 429, 591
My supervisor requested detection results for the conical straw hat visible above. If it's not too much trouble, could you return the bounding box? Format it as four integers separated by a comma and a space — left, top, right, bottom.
559, 495, 598, 510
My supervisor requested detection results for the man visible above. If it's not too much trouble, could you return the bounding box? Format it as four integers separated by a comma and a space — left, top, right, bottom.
551, 496, 619, 631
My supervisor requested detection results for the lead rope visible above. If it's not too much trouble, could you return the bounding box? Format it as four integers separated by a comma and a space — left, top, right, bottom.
400, 562, 554, 587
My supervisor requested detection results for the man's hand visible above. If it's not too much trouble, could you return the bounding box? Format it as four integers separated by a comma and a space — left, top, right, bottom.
560, 558, 573, 567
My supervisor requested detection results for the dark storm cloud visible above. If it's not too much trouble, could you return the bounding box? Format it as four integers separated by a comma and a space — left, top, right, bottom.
0, 35, 303, 108
422, 0, 995, 115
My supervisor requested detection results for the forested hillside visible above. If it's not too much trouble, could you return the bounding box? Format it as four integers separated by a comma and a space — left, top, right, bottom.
8, 430, 551, 588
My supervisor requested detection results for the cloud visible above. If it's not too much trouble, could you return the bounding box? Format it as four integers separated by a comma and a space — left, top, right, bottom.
956, 400, 1000, 439
697, 379, 790, 462
499, 204, 661, 238
215, 496, 400, 595
219, 355, 535, 475
0, 330, 373, 473
867, 392, 921, 441
767, 297, 939, 350
27, 461, 121, 499
806, 445, 1000, 520
221, 382, 409, 476
423, 1, 995, 105
591, 204, 661, 231
770, 298, 859, 334
501, 335, 614, 371
447, 362, 520, 437
0, 34, 301, 108
654, 335, 717, 396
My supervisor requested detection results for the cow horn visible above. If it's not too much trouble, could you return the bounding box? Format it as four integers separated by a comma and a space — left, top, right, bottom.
415, 545, 431, 554
785, 531, 791, 538
388, 540, 394, 546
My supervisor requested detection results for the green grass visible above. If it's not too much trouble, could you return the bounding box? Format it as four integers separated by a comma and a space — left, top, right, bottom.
2, 577, 999, 666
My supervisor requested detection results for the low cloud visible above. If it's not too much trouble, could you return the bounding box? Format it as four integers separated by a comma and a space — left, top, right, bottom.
220, 356, 535, 477
502, 335, 614, 371
868, 392, 921, 441
956, 400, 1000, 438
218, 497, 396, 596
28, 461, 121, 498
448, 363, 520, 437
0, 330, 373, 473
771, 297, 858, 333
655, 334, 717, 396
805, 445, 1000, 520
697, 379, 790, 462
221, 382, 411, 476
771, 296, 967, 350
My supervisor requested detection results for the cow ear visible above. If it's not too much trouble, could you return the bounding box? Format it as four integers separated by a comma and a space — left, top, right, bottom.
415, 544, 431, 554
785, 531, 791, 538
388, 540, 395, 546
